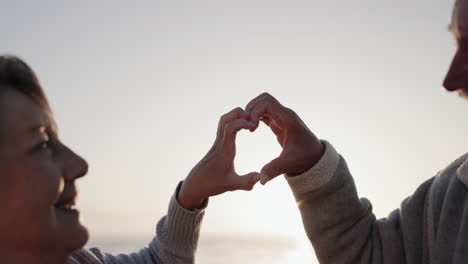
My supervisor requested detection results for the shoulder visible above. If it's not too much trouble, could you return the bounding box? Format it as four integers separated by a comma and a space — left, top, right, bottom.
399, 153, 468, 222
428, 153, 468, 224
439, 152, 468, 178
432, 152, 468, 192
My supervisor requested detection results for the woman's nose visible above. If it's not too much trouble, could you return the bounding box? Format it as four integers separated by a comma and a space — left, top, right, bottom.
61, 145, 89, 181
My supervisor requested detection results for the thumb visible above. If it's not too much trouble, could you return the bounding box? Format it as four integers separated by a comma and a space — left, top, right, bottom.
260, 156, 290, 185
229, 172, 261, 191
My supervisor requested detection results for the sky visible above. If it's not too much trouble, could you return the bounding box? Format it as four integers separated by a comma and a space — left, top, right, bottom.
1, 0, 466, 260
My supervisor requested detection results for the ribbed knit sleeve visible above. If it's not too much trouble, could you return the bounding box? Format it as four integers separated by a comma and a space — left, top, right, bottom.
68, 182, 206, 264
285, 140, 339, 196
150, 182, 206, 263
284, 140, 440, 263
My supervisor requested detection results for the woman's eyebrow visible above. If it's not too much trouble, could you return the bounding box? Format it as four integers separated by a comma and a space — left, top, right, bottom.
28, 118, 58, 136
26, 125, 47, 140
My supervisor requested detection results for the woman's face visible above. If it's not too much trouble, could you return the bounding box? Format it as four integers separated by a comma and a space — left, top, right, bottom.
0, 88, 89, 253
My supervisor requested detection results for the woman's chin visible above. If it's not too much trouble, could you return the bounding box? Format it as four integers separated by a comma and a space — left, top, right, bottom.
72, 224, 89, 249
54, 209, 89, 251
59, 224, 89, 252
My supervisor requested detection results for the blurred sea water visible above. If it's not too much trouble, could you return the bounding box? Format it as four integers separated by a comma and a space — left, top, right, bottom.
86, 234, 318, 263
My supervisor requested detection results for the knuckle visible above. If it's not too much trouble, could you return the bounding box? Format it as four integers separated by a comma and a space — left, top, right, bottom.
234, 107, 243, 113
284, 107, 296, 115
246, 100, 256, 112
219, 113, 228, 123
220, 107, 244, 125
230, 107, 242, 116
260, 92, 274, 102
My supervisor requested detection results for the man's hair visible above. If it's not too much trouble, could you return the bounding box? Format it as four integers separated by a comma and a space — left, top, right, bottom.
0, 55, 50, 110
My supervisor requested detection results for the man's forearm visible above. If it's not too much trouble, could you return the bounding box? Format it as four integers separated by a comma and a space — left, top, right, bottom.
286, 141, 376, 263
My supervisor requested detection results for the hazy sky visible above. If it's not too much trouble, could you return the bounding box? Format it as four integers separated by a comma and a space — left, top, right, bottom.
1, 0, 465, 260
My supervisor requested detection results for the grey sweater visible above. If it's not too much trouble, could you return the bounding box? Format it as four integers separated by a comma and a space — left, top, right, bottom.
286, 141, 468, 264
67, 183, 206, 264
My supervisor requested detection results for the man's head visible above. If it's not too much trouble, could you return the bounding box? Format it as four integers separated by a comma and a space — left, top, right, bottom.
0, 56, 89, 261
443, 0, 468, 96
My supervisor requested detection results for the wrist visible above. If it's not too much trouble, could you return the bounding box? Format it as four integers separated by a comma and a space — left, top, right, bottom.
289, 140, 325, 177
178, 182, 205, 210
288, 167, 310, 176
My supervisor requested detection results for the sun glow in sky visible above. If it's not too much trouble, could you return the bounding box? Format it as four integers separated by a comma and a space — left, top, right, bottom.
1, 0, 467, 261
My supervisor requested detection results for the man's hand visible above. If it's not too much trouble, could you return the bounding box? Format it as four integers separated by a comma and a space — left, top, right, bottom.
245, 93, 324, 185
178, 107, 261, 210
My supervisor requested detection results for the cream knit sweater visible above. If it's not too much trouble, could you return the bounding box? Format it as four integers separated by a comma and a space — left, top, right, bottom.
67, 183, 205, 264
286, 141, 468, 263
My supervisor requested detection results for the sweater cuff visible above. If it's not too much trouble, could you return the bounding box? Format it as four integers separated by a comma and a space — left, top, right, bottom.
285, 140, 340, 197
166, 181, 207, 235
151, 182, 206, 255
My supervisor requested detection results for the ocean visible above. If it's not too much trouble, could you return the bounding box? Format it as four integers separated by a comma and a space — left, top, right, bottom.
86, 234, 318, 263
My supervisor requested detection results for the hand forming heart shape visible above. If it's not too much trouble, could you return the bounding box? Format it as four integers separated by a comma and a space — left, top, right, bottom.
178, 93, 324, 210
178, 107, 260, 209
246, 93, 325, 184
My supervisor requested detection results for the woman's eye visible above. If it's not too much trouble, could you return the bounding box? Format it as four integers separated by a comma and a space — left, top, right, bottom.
38, 141, 52, 151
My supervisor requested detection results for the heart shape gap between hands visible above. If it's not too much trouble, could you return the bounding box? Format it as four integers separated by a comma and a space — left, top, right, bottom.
234, 123, 282, 183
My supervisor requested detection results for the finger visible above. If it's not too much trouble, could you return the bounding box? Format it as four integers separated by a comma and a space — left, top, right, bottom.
217, 107, 250, 138
245, 93, 285, 129
260, 115, 271, 126
246, 92, 277, 115
261, 115, 283, 137
271, 122, 283, 139
223, 118, 257, 147
261, 116, 285, 146
260, 155, 291, 185
229, 172, 261, 191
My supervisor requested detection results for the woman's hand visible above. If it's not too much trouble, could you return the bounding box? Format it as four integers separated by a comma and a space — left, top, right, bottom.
178, 108, 261, 210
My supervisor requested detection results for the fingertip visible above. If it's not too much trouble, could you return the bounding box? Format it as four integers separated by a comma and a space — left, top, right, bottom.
236, 172, 262, 191
260, 173, 270, 185
252, 173, 261, 183
261, 158, 286, 182
249, 112, 260, 123
249, 123, 259, 132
